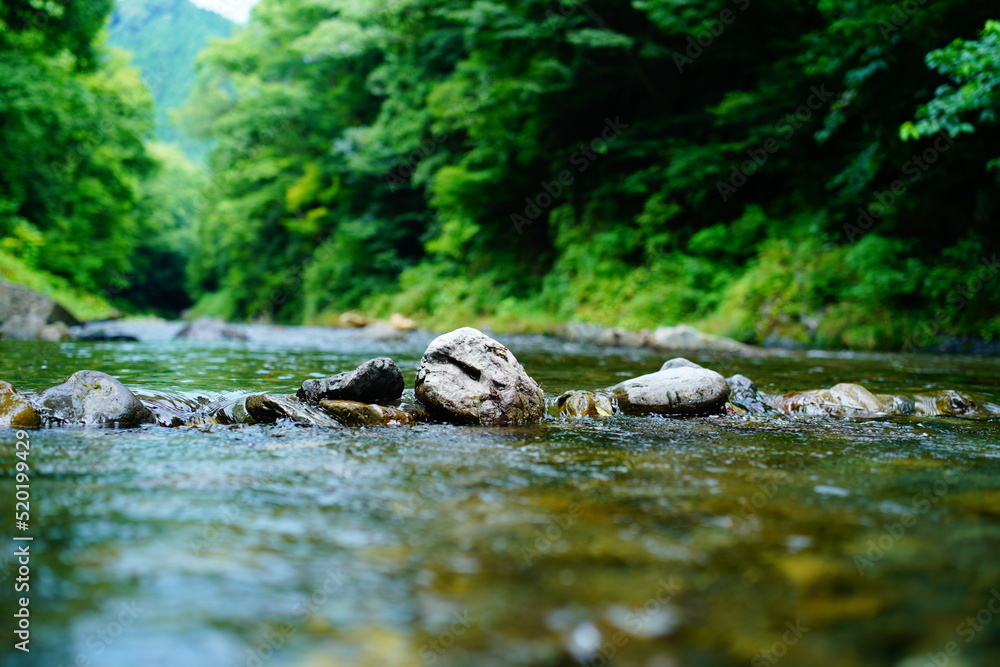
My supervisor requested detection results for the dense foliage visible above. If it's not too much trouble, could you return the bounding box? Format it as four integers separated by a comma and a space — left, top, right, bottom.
180, 0, 999, 349
3, 0, 998, 349
107, 0, 232, 158
0, 0, 205, 318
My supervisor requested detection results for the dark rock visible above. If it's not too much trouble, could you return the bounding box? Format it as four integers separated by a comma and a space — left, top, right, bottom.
0, 281, 79, 340
175, 317, 247, 341
245, 394, 342, 427
556, 391, 616, 418
610, 366, 729, 416
297, 357, 405, 404
726, 373, 774, 415
318, 400, 415, 427
414, 327, 546, 425
0, 381, 41, 429
74, 330, 140, 342
35, 371, 153, 428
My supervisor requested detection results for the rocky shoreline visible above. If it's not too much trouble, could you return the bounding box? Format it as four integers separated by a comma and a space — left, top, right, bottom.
1, 327, 995, 431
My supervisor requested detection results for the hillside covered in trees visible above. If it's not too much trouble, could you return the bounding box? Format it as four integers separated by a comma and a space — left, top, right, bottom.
107, 0, 232, 158
2, 0, 999, 350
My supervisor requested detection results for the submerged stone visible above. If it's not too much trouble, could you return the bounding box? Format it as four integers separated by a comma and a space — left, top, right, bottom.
318, 400, 415, 427
414, 327, 546, 425
245, 394, 342, 427
556, 391, 616, 418
0, 381, 41, 429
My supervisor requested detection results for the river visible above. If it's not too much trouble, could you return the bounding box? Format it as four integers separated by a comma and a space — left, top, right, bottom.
1, 326, 999, 666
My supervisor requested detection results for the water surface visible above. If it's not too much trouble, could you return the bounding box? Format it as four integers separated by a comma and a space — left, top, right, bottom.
2, 329, 999, 667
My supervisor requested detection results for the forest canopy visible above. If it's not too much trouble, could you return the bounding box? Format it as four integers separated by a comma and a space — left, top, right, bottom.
2, 0, 999, 349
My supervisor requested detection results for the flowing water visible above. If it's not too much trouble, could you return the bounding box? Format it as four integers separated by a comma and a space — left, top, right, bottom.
2, 327, 1000, 667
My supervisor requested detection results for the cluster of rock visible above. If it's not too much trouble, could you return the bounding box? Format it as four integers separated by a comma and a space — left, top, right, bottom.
556, 361, 989, 419
1, 327, 991, 430
0, 328, 545, 429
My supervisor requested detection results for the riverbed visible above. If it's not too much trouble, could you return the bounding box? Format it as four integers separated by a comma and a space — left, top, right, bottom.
2, 327, 999, 667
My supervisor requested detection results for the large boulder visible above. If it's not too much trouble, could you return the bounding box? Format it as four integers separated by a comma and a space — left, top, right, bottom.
175, 317, 247, 341
0, 381, 41, 429
414, 327, 546, 425
34, 371, 153, 428
297, 357, 404, 404
610, 365, 730, 416
0, 281, 79, 341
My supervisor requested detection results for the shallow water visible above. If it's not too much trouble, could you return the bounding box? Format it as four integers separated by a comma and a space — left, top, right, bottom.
2, 329, 1000, 667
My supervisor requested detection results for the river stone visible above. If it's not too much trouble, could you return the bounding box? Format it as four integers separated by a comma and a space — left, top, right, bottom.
414, 327, 546, 425
914, 390, 982, 416
610, 366, 729, 416
769, 383, 899, 418
35, 371, 153, 427
556, 391, 616, 418
297, 357, 404, 404
175, 317, 247, 341
245, 394, 342, 427
0, 281, 80, 341
318, 400, 415, 427
661, 358, 704, 371
648, 325, 757, 356
726, 374, 774, 415
0, 381, 41, 429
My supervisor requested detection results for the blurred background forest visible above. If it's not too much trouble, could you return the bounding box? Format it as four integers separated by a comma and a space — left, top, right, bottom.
1, 0, 998, 350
